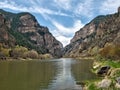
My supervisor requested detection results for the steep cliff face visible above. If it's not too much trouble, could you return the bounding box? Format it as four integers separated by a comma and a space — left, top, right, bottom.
0, 14, 15, 47
0, 9, 63, 57
64, 8, 120, 58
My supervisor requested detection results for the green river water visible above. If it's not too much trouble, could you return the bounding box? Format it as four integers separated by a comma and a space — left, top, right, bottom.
0, 58, 97, 90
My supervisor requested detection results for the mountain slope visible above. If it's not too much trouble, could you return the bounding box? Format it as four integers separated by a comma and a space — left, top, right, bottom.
0, 9, 63, 57
64, 7, 120, 59
0, 14, 15, 47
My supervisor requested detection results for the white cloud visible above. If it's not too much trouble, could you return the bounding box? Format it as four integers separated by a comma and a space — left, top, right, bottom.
53, 0, 94, 19
53, 0, 72, 10
100, 0, 120, 14
56, 36, 71, 47
74, 0, 94, 18
51, 20, 84, 46
0, 0, 71, 18
52, 20, 84, 36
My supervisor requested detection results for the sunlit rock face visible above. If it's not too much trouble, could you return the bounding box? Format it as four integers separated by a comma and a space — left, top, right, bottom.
64, 7, 120, 57
16, 13, 63, 57
18, 14, 37, 33
0, 9, 63, 57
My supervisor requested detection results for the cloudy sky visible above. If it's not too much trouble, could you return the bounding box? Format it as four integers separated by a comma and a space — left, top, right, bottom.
0, 0, 120, 46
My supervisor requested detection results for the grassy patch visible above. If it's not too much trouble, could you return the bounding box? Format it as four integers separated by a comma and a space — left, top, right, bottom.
103, 60, 120, 68
88, 83, 96, 90
89, 59, 120, 90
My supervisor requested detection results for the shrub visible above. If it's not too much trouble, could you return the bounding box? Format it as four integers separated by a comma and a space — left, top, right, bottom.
1, 48, 10, 57
9, 45, 28, 58
0, 44, 10, 58
24, 50, 38, 59
99, 43, 120, 59
90, 46, 99, 56
39, 54, 52, 59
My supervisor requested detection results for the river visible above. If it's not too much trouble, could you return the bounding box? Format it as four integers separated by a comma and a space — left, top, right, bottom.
0, 58, 97, 90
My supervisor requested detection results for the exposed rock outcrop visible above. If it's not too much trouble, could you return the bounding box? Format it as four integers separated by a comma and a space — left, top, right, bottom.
64, 7, 120, 58
118, 7, 120, 13
0, 9, 63, 57
0, 14, 15, 47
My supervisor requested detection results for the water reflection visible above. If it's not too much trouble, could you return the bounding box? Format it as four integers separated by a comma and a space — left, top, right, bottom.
0, 60, 56, 90
71, 59, 97, 82
46, 58, 79, 90
0, 58, 96, 90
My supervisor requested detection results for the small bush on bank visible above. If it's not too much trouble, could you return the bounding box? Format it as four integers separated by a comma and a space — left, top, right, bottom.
9, 45, 28, 58
99, 43, 120, 59
24, 50, 38, 59
39, 54, 52, 59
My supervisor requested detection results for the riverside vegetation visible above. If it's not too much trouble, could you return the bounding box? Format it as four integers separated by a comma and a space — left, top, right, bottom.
0, 45, 52, 60
82, 58, 119, 90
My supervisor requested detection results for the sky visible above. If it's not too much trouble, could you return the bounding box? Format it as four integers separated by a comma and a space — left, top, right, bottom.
0, 0, 120, 47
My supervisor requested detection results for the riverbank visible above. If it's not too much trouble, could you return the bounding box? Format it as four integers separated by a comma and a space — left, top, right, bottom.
85, 59, 120, 90
76, 57, 94, 60
0, 58, 40, 61
0, 53, 53, 61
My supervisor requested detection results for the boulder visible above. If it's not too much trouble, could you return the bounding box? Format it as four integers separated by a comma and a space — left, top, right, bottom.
97, 79, 111, 88
115, 77, 120, 89
115, 83, 120, 88
116, 77, 120, 84
97, 66, 110, 76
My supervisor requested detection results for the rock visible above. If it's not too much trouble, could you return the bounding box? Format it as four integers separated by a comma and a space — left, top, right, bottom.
115, 77, 120, 89
76, 81, 85, 87
115, 83, 120, 88
116, 77, 120, 84
97, 66, 110, 76
110, 68, 120, 78
64, 7, 120, 58
118, 7, 120, 13
0, 13, 15, 47
0, 14, 5, 26
97, 79, 111, 88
